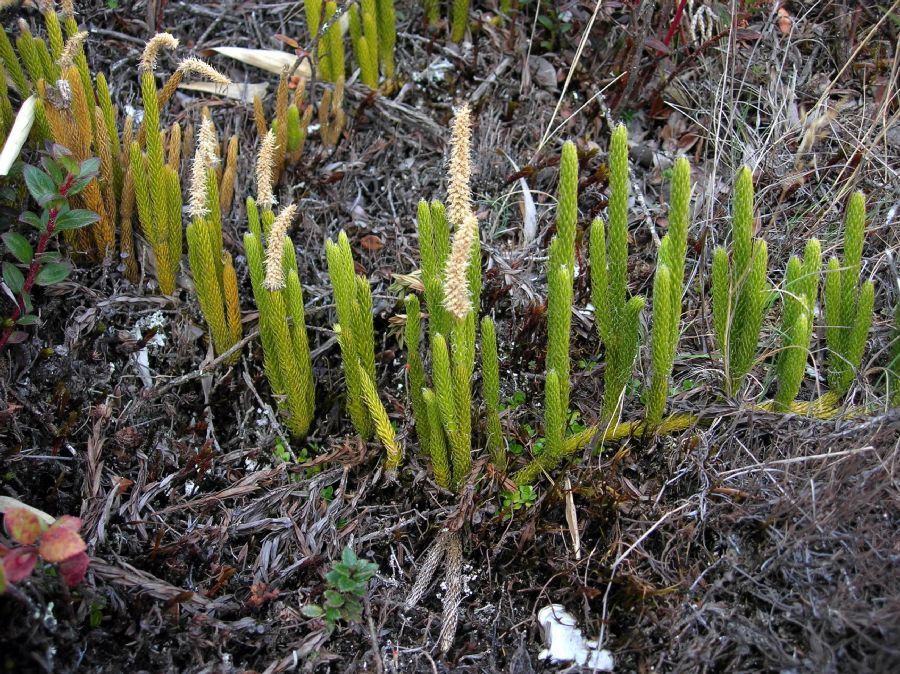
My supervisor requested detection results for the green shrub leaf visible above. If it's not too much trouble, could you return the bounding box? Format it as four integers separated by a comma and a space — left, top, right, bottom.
2, 261, 25, 295
35, 262, 71, 286
55, 208, 100, 232
2, 232, 33, 264
23, 165, 56, 206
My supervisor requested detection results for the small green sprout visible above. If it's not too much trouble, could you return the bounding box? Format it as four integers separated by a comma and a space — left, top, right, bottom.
501, 485, 537, 519
302, 547, 378, 632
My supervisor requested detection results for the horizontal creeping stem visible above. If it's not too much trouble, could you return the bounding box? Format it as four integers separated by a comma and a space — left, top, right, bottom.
511, 391, 872, 486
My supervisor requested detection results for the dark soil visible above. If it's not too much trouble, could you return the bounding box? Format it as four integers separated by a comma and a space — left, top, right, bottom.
1, 1, 899, 673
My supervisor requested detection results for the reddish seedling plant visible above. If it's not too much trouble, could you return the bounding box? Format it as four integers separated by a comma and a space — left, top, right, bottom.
0, 508, 90, 593
1, 143, 100, 351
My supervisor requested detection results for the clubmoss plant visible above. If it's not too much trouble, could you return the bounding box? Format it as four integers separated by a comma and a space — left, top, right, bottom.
0, 24, 30, 101
319, 79, 346, 148
0, 9, 124, 261
219, 134, 239, 214
481, 316, 504, 470
194, 109, 240, 216
824, 191, 875, 396
711, 166, 769, 396
591, 125, 646, 421
156, 57, 231, 113
356, 333, 403, 471
255, 72, 315, 175
400, 105, 481, 490
423, 0, 440, 28
773, 238, 821, 410
512, 412, 699, 486
646, 157, 690, 427
9, 20, 55, 108
326, 230, 377, 442
410, 199, 452, 487
243, 132, 316, 438
404, 294, 430, 455
305, 0, 326, 77
346, 0, 394, 87
39, 71, 109, 255
417, 199, 452, 342
352, 0, 380, 88
433, 105, 479, 488
0, 68, 14, 146
375, 0, 396, 79
422, 387, 450, 487
325, 2, 346, 81
519, 141, 578, 480
451, 0, 470, 42
129, 35, 183, 295
185, 119, 242, 361
888, 299, 900, 407
304, 0, 345, 82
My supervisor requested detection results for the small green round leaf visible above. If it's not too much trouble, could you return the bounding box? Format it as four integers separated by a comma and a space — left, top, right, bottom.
341, 546, 358, 566
301, 604, 325, 618
35, 262, 71, 286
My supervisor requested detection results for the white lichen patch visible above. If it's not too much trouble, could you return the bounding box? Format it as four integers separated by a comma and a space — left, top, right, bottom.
134, 311, 168, 348
537, 604, 614, 671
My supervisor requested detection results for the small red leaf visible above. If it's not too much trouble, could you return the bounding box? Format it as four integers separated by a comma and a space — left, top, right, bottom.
360, 234, 384, 252
3, 547, 38, 583
58, 551, 90, 587
51, 515, 82, 532
39, 525, 86, 563
273, 33, 300, 50
4, 508, 44, 545
644, 36, 671, 54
